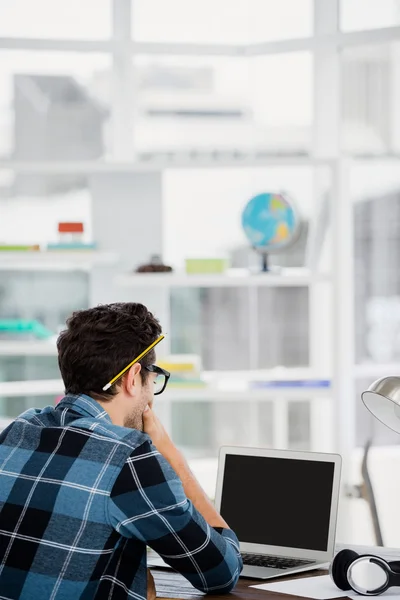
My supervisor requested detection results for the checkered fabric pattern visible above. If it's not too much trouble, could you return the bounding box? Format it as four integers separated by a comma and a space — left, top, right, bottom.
0, 394, 242, 599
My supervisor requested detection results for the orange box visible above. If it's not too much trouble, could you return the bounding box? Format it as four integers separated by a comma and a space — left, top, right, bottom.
58, 222, 84, 233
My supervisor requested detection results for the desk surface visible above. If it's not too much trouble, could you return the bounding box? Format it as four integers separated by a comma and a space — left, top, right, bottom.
152, 569, 347, 600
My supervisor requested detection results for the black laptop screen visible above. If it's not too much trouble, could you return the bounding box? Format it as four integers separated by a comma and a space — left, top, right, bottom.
219, 454, 335, 552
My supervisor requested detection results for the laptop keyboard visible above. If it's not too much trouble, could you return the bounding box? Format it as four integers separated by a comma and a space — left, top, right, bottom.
241, 553, 315, 570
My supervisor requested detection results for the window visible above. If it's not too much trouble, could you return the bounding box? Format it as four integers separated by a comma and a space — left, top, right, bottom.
0, 0, 111, 39
342, 43, 400, 155
0, 51, 110, 161
341, 0, 400, 32
134, 55, 249, 153
134, 52, 313, 155
248, 53, 313, 155
353, 160, 400, 365
133, 0, 313, 44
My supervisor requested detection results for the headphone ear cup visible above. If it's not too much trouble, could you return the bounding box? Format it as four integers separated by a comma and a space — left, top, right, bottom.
331, 549, 359, 591
389, 560, 400, 574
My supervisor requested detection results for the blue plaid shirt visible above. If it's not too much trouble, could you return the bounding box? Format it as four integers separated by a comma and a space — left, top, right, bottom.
0, 394, 242, 599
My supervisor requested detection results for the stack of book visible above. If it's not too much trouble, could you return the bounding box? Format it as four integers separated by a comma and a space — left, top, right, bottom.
47, 222, 95, 251
157, 355, 206, 389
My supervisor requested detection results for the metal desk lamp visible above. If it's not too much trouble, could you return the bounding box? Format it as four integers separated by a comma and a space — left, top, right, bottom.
359, 375, 400, 546
362, 376, 400, 434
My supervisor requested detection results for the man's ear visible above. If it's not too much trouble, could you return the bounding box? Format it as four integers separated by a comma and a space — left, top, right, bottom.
122, 363, 142, 396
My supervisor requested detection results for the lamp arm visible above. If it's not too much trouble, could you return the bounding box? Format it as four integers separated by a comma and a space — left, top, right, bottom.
361, 438, 384, 547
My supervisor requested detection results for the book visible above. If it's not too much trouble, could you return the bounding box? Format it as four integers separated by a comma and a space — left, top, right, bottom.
250, 379, 331, 388
0, 245, 40, 251
46, 243, 97, 251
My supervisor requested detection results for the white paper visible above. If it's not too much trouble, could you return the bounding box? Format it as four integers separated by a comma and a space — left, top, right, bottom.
251, 575, 400, 599
251, 575, 349, 599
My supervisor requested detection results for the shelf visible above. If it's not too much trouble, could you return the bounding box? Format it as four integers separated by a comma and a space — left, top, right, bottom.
116, 268, 330, 289
0, 340, 57, 356
354, 363, 400, 379
0, 157, 336, 173
0, 251, 118, 272
202, 367, 329, 381
0, 379, 64, 397
0, 378, 331, 399
2, 365, 393, 397
2, 156, 399, 176
163, 387, 331, 401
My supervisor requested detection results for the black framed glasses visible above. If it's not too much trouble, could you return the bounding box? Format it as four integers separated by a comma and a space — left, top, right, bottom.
145, 365, 170, 395
102, 335, 165, 391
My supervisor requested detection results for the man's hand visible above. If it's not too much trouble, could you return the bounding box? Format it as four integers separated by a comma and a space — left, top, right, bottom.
143, 406, 173, 455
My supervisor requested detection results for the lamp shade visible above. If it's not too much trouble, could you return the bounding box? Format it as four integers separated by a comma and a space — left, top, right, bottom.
362, 376, 400, 434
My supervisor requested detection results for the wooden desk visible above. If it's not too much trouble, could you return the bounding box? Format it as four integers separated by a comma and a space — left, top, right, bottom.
152, 569, 347, 600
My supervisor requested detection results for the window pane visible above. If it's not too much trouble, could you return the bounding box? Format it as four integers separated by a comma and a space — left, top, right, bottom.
353, 160, 400, 364
248, 53, 313, 155
0, 395, 56, 420
170, 288, 252, 371
0, 0, 111, 39
0, 51, 111, 161
172, 401, 213, 453
0, 273, 88, 420
258, 288, 309, 369
0, 272, 89, 330
288, 401, 310, 450
134, 53, 312, 155
341, 0, 400, 31
170, 399, 310, 456
171, 400, 275, 458
134, 55, 249, 154
133, 0, 312, 44
342, 43, 400, 155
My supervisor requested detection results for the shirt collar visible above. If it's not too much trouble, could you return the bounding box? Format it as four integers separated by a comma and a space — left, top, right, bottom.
57, 394, 112, 423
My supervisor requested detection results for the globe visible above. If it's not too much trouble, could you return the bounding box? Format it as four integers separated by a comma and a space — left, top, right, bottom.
241, 192, 299, 270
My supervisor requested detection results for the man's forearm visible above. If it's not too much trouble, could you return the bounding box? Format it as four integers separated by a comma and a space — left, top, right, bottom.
162, 443, 229, 529
142, 407, 229, 529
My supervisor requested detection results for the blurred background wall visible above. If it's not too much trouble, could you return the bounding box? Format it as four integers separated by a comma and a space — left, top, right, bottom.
2, 0, 400, 547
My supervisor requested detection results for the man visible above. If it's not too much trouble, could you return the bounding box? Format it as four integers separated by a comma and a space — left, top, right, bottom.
0, 303, 242, 599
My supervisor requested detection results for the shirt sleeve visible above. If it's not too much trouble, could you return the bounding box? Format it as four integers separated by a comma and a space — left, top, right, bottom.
108, 439, 242, 594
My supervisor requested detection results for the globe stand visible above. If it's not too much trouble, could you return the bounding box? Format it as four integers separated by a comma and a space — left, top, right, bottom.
261, 252, 269, 272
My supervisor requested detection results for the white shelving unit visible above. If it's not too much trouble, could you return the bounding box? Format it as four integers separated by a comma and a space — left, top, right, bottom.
0, 377, 331, 400
114, 260, 335, 452
116, 268, 330, 288
0, 341, 57, 356
0, 377, 332, 450
0, 251, 118, 272
0, 156, 336, 173
0, 379, 64, 397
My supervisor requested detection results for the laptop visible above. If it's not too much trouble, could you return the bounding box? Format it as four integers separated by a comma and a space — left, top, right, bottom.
214, 446, 342, 579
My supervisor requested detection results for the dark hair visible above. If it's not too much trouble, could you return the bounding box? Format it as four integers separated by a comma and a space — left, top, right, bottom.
57, 303, 162, 399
